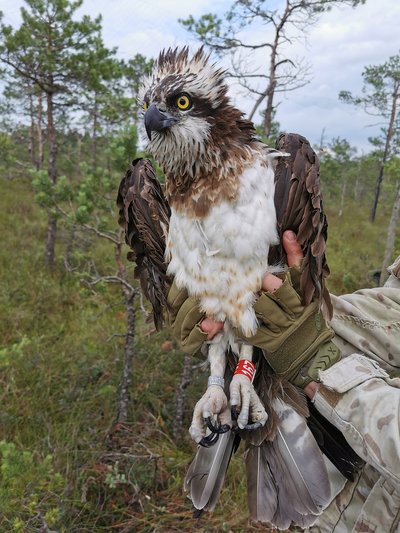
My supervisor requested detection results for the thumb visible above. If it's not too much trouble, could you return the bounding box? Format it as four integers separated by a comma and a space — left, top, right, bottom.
283, 230, 303, 268
201, 317, 224, 340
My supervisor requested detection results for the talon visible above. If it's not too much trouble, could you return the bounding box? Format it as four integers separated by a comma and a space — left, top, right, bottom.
204, 417, 230, 435
199, 432, 220, 447
231, 406, 239, 421
205, 416, 220, 433
244, 421, 262, 431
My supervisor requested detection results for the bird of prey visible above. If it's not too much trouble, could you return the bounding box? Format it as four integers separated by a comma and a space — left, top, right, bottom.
117, 47, 351, 529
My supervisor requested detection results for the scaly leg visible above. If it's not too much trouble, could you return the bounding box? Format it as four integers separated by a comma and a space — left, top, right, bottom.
229, 344, 268, 430
189, 332, 231, 445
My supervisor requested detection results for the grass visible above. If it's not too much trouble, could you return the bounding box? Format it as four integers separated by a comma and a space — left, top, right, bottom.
0, 175, 398, 532
325, 202, 396, 294
0, 177, 258, 531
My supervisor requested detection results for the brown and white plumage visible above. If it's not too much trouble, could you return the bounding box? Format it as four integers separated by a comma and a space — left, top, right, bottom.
139, 47, 284, 336
117, 47, 335, 529
270, 133, 332, 319
117, 158, 170, 330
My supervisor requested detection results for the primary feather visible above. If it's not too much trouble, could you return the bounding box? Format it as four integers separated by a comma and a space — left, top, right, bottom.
270, 133, 332, 319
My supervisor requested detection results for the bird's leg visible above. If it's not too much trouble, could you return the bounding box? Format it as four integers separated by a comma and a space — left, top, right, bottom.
229, 344, 268, 430
189, 332, 231, 446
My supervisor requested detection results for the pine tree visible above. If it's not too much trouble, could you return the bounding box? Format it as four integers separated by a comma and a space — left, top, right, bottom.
0, 0, 106, 265
339, 53, 400, 222
180, 0, 365, 137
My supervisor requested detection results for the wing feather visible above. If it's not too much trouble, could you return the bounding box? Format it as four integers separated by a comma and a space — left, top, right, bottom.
117, 158, 170, 329
269, 133, 333, 319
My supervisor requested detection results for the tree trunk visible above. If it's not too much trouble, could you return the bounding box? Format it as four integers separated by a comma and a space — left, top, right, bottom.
172, 354, 193, 439
36, 91, 43, 171
370, 163, 386, 223
117, 290, 135, 424
262, 3, 292, 138
28, 91, 36, 167
262, 39, 278, 137
115, 235, 136, 424
379, 182, 400, 286
45, 88, 58, 267
370, 84, 398, 222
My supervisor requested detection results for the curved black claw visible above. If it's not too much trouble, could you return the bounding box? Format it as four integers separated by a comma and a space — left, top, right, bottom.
231, 405, 239, 421
244, 421, 262, 431
205, 416, 219, 433
199, 417, 231, 447
199, 431, 220, 447
204, 417, 230, 435
230, 406, 263, 433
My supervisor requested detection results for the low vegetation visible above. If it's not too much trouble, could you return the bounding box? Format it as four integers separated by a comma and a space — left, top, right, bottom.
0, 167, 397, 531
1, 0, 399, 530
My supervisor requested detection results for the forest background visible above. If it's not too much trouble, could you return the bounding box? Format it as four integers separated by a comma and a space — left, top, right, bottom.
0, 0, 399, 531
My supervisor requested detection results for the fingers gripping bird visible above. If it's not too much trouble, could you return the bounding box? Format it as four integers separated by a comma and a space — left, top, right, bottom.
117, 47, 335, 529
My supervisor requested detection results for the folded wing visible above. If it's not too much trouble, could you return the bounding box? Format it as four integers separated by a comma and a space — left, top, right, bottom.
117, 158, 170, 330
270, 133, 332, 319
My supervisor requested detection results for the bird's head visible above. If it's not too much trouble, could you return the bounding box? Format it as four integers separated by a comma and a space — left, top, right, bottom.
139, 47, 255, 181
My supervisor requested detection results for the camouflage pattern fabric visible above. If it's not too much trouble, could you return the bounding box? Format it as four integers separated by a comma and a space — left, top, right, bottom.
305, 270, 400, 532
168, 260, 400, 530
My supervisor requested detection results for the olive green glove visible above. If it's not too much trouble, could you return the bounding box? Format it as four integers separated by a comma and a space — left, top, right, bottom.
167, 269, 341, 385
167, 279, 208, 356
235, 269, 340, 386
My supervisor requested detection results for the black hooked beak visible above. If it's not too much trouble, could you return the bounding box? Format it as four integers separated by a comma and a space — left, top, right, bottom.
144, 104, 178, 141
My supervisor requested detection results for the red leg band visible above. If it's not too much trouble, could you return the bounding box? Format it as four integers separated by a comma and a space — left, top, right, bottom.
234, 359, 256, 382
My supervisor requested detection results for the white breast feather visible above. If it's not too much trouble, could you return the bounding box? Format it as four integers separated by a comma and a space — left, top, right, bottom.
166, 151, 279, 337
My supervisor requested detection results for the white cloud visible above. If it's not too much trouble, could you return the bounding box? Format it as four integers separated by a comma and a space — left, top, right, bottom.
76, 0, 227, 58
2, 0, 400, 150
269, 1, 400, 149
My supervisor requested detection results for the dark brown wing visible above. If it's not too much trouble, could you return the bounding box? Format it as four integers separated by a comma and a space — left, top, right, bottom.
269, 133, 333, 319
117, 158, 171, 330
268, 137, 365, 480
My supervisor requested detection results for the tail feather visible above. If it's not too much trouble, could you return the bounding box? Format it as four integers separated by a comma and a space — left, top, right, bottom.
245, 445, 278, 525
245, 400, 331, 530
272, 399, 331, 512
184, 431, 239, 511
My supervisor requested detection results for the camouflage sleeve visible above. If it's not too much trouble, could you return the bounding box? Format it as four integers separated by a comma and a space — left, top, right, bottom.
309, 273, 400, 532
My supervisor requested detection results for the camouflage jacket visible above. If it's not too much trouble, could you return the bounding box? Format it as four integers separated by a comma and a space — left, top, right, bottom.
305, 262, 400, 533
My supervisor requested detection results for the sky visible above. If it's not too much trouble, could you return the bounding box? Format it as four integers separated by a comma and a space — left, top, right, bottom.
2, 0, 400, 152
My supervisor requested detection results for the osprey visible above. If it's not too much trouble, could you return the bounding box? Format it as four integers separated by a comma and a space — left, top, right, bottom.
117, 48, 354, 529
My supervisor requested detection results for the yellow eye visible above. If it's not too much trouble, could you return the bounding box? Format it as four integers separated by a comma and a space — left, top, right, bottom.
176, 94, 191, 110
143, 101, 149, 111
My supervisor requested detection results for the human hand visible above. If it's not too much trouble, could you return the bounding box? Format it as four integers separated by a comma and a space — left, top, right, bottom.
264, 231, 320, 399
234, 230, 335, 394
262, 230, 303, 290
201, 317, 224, 340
